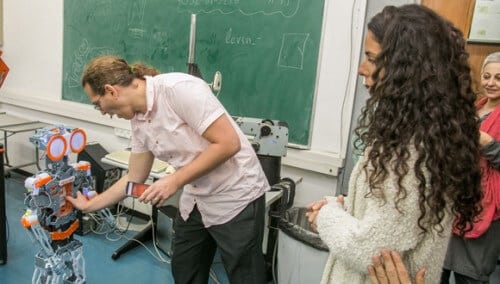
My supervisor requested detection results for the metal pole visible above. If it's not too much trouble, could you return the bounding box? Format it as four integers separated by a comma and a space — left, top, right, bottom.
188, 14, 196, 64
0, 143, 7, 264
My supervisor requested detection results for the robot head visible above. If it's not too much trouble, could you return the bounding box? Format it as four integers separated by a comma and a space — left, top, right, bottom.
30, 125, 87, 161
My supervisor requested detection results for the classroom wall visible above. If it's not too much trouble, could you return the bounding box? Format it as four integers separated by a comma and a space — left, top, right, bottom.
421, 0, 500, 94
0, 0, 409, 207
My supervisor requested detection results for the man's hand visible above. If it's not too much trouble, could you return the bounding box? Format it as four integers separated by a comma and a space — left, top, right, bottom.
65, 191, 90, 213
138, 173, 179, 206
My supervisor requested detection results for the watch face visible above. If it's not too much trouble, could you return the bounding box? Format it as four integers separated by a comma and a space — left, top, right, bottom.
46, 134, 67, 161
70, 128, 87, 153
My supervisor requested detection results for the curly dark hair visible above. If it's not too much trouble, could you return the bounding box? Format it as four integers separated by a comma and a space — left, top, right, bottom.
354, 4, 482, 236
81, 55, 159, 96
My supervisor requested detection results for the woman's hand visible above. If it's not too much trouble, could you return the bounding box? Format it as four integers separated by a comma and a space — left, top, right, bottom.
305, 198, 328, 232
305, 195, 346, 232
336, 195, 345, 207
368, 249, 425, 284
479, 130, 493, 147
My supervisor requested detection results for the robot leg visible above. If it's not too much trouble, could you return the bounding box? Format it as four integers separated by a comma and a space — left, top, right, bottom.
68, 240, 86, 284
32, 251, 67, 284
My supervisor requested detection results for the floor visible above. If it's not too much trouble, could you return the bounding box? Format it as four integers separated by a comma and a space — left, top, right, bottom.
0, 173, 229, 284
2, 172, 500, 284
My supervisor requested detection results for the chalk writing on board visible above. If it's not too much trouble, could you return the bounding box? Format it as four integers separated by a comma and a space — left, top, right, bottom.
177, 0, 301, 18
278, 33, 309, 70
225, 28, 262, 46
65, 39, 115, 89
128, 0, 146, 39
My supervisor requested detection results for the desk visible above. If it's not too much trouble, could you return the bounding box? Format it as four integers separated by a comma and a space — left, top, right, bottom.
101, 155, 282, 208
101, 154, 283, 260
0, 113, 48, 175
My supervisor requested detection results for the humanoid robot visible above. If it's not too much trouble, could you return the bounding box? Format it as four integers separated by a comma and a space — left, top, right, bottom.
20, 125, 114, 284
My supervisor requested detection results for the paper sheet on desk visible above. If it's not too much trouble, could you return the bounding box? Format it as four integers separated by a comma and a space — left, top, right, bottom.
104, 150, 175, 174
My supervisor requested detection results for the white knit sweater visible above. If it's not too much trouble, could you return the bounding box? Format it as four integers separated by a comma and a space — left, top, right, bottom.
317, 150, 452, 284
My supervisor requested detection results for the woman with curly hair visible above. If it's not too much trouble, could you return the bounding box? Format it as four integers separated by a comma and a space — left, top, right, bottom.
441, 52, 500, 284
306, 4, 482, 283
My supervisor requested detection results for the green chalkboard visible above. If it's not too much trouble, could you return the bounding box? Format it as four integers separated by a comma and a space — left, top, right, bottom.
63, 0, 325, 145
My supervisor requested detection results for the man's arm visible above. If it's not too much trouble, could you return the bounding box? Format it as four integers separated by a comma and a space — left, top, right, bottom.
139, 114, 240, 205
67, 151, 154, 213
174, 114, 240, 186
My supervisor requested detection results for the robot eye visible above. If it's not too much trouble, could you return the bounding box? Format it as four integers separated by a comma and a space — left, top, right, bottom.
69, 128, 87, 153
46, 134, 67, 161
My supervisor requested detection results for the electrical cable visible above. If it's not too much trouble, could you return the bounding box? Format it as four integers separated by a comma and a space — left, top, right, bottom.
107, 204, 222, 283
120, 230, 170, 264
5, 216, 9, 244
209, 268, 221, 284
149, 216, 170, 264
86, 198, 172, 264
